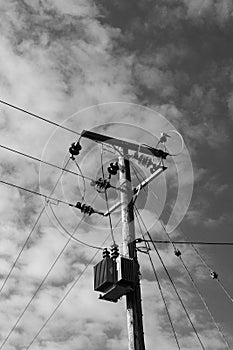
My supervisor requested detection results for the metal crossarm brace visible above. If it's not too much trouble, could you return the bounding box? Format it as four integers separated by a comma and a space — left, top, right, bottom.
81, 130, 169, 159
103, 165, 167, 216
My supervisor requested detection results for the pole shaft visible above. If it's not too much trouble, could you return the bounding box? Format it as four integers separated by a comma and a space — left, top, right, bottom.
119, 148, 145, 350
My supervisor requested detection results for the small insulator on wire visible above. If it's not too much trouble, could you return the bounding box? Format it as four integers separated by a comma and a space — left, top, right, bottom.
75, 202, 94, 215
159, 132, 171, 144
107, 162, 119, 176
111, 244, 119, 260
69, 141, 82, 159
210, 271, 218, 279
174, 248, 181, 257
75, 201, 82, 209
90, 178, 111, 192
103, 248, 110, 259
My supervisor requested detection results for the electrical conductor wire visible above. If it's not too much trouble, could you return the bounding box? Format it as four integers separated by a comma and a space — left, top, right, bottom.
182, 236, 233, 305
180, 255, 231, 349
0, 99, 81, 136
100, 144, 116, 245
49, 197, 104, 250
0, 158, 70, 297
135, 210, 181, 350
133, 158, 233, 306
141, 239, 233, 246
159, 222, 231, 349
134, 206, 206, 350
0, 209, 85, 350
72, 158, 86, 203
24, 218, 122, 349
161, 204, 233, 306
0, 144, 94, 182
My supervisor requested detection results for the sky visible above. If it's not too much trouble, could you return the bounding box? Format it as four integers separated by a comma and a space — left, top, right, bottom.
0, 0, 232, 349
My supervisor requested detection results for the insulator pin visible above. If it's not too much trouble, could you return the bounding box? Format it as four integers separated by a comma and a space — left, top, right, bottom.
102, 248, 110, 259
111, 244, 119, 260
69, 141, 82, 159
107, 162, 119, 178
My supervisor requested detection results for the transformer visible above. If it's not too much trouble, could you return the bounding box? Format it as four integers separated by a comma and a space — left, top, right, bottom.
94, 257, 116, 292
94, 256, 137, 302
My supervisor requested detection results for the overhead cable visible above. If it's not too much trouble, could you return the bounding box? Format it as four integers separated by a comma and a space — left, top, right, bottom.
0, 144, 94, 181
0, 99, 81, 136
24, 219, 122, 350
134, 206, 206, 350
0, 179, 104, 216
133, 161, 233, 306
160, 224, 231, 349
100, 144, 116, 245
0, 159, 70, 297
135, 210, 181, 350
72, 158, 87, 203
138, 239, 233, 246
179, 254, 231, 349
49, 199, 104, 250
0, 207, 85, 350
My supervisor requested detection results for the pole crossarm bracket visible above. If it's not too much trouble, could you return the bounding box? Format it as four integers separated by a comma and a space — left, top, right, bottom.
81, 130, 169, 159
103, 165, 167, 216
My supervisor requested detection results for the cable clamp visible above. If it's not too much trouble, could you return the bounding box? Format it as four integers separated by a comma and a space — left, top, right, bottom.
137, 246, 150, 254
174, 248, 181, 257
210, 271, 218, 279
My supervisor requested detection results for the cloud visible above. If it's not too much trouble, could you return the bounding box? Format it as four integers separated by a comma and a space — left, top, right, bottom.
183, 0, 233, 24
0, 1, 232, 350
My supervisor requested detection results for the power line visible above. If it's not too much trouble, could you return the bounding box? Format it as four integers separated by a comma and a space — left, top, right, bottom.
24, 219, 122, 349
100, 144, 116, 245
160, 211, 233, 306
138, 239, 233, 246
0, 99, 81, 136
0, 159, 70, 297
135, 211, 181, 349
179, 254, 232, 349
49, 200, 104, 250
0, 208, 45, 295
0, 179, 76, 206
0, 143, 94, 181
133, 159, 233, 307
0, 211, 85, 349
159, 220, 231, 349
0, 179, 105, 216
134, 206, 206, 350
72, 158, 87, 203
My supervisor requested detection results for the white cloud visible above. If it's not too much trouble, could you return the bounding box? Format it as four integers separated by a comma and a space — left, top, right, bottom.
0, 1, 231, 350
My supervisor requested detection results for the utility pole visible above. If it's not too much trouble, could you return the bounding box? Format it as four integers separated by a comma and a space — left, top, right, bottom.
119, 147, 146, 350
81, 130, 168, 350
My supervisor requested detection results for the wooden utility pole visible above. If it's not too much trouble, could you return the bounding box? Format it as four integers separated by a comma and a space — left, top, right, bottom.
119, 148, 146, 350
81, 130, 168, 350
